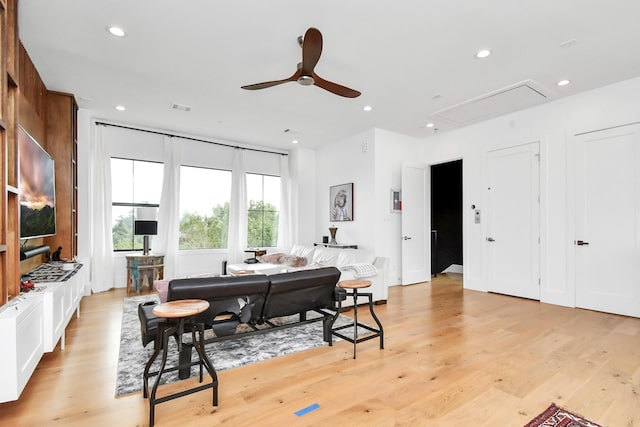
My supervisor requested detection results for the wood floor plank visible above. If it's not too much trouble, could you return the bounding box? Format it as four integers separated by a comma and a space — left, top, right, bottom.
1, 273, 639, 426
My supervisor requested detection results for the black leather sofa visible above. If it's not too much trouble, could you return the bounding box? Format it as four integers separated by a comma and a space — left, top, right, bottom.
138, 266, 344, 350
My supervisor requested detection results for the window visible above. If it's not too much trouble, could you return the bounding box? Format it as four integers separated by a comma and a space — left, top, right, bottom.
179, 166, 232, 249
111, 158, 164, 251
247, 173, 280, 247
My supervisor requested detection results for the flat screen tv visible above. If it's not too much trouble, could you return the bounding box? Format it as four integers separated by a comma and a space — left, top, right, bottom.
18, 126, 56, 239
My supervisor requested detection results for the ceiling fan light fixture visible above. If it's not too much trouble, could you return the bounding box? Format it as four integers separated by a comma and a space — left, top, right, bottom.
297, 75, 315, 86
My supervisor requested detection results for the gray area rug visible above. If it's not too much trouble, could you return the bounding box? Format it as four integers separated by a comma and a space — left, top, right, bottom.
116, 295, 354, 397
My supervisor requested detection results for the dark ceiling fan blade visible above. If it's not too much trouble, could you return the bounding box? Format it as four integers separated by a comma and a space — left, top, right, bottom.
313, 73, 361, 98
241, 28, 361, 98
241, 70, 300, 90
300, 27, 322, 74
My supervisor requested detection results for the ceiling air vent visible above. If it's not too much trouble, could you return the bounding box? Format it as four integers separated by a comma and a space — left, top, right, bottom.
432, 80, 550, 126
170, 103, 192, 112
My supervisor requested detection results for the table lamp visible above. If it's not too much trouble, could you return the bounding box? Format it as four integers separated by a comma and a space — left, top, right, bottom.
134, 207, 158, 255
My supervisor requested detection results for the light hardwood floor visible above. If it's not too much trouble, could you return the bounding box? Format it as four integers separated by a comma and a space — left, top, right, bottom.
1, 274, 639, 426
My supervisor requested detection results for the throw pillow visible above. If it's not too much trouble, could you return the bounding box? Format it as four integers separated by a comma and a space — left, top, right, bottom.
280, 255, 308, 267
258, 252, 285, 264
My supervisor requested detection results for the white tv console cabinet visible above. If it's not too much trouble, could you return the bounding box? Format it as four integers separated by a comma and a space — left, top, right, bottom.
0, 263, 86, 402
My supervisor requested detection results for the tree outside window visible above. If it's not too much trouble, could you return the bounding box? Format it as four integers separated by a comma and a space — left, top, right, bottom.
111, 158, 163, 251
179, 166, 231, 249
247, 173, 280, 247
112, 162, 280, 251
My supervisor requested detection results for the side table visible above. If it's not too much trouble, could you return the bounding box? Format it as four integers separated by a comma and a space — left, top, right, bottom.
142, 299, 218, 427
126, 254, 164, 293
244, 248, 267, 258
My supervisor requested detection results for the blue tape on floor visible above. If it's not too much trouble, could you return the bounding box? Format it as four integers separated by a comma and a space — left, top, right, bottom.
295, 403, 320, 416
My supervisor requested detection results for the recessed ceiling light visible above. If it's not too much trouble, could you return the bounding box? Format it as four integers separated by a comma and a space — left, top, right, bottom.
291, 140, 299, 144
426, 123, 435, 128
363, 105, 373, 112
475, 49, 492, 59
557, 79, 571, 87
107, 26, 126, 37
115, 105, 126, 111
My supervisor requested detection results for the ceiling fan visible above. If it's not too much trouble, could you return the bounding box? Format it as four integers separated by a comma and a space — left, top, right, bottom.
241, 27, 361, 98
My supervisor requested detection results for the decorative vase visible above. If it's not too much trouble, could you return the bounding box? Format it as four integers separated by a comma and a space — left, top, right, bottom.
329, 227, 338, 244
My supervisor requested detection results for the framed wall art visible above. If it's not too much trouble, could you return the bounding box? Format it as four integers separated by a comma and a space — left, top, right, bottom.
330, 183, 353, 221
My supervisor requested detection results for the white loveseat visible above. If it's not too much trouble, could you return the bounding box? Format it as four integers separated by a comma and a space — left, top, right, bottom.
226, 244, 389, 304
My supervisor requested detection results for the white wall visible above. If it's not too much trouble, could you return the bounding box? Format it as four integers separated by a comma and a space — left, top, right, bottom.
313, 128, 419, 285
77, 75, 640, 307
421, 75, 640, 308
289, 147, 317, 246
372, 129, 421, 285
315, 129, 376, 249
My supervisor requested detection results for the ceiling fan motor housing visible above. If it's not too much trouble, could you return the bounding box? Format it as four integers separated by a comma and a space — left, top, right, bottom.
297, 75, 315, 86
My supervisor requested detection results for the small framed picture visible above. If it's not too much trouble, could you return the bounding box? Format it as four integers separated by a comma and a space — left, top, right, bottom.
330, 183, 353, 221
391, 189, 402, 213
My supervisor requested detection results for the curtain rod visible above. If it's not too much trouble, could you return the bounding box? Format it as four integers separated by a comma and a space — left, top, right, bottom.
95, 121, 288, 156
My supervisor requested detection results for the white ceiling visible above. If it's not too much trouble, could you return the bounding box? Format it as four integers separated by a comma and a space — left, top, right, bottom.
18, 0, 640, 151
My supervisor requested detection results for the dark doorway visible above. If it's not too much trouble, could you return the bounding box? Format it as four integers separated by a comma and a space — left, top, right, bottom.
431, 160, 463, 275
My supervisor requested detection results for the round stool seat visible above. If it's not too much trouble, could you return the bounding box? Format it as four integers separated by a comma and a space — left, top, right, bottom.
152, 299, 210, 319
338, 279, 372, 290
144, 298, 217, 427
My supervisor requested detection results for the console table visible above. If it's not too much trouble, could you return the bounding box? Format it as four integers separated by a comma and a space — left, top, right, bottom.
314, 243, 358, 249
126, 255, 164, 293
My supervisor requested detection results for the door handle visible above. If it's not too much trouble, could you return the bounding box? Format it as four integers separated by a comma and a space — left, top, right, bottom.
403, 236, 412, 240
575, 240, 590, 246
486, 237, 495, 242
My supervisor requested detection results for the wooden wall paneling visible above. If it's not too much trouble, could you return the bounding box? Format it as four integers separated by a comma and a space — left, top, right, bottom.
0, 2, 6, 124
17, 42, 45, 142
17, 34, 49, 277
0, 0, 7, 305
1, 126, 6, 305
6, 189, 18, 298
44, 92, 77, 261
6, 9, 19, 290
6, 82, 18, 296
5, 0, 17, 81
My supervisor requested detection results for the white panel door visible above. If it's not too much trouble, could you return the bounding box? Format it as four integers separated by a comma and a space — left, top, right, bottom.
401, 164, 430, 285
486, 142, 540, 300
575, 124, 640, 317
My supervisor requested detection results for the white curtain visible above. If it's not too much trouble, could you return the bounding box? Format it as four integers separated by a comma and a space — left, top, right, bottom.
89, 124, 114, 292
277, 155, 293, 252
155, 136, 181, 278
227, 148, 247, 264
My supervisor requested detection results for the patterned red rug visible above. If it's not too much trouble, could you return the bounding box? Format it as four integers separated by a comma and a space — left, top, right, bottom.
524, 403, 604, 427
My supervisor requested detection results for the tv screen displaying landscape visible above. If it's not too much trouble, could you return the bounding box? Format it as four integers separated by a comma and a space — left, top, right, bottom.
18, 126, 56, 239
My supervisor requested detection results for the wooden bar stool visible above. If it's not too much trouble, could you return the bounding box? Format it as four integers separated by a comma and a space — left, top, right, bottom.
142, 299, 218, 427
330, 279, 384, 359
